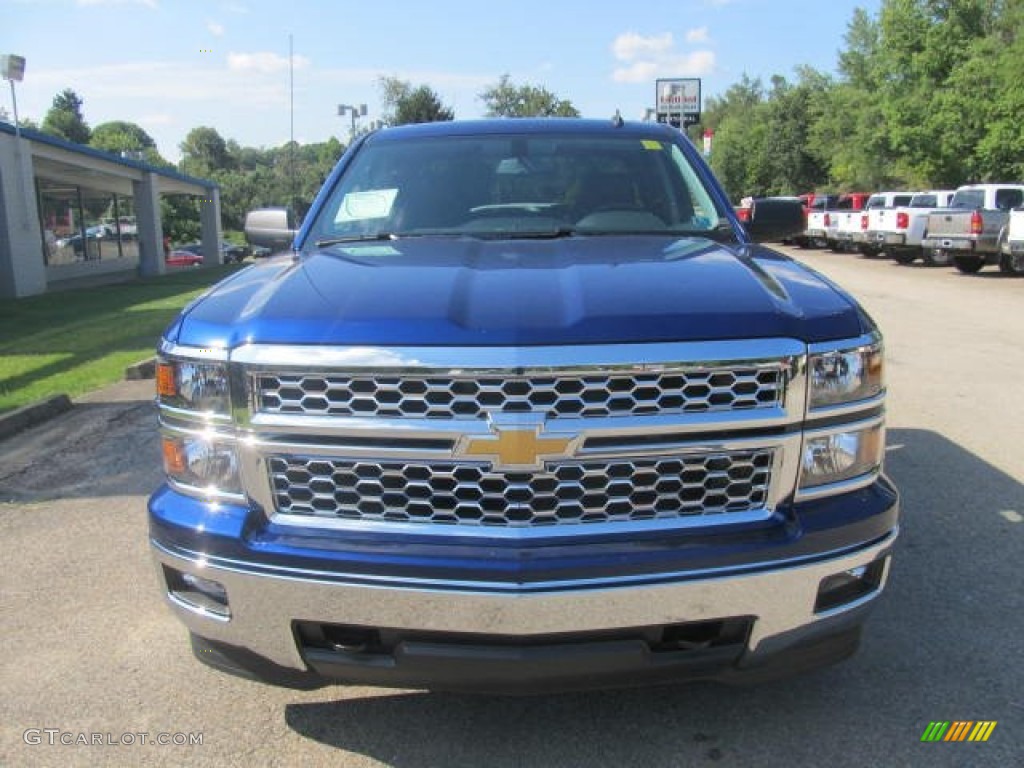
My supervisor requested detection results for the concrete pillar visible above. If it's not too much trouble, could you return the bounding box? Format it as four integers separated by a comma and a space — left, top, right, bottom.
134, 171, 165, 277
0, 133, 46, 298
198, 185, 222, 267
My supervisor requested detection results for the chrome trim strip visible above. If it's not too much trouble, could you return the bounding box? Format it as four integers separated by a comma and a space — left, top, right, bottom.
165, 477, 247, 505
794, 470, 881, 502
807, 391, 886, 420
241, 406, 799, 439
152, 529, 895, 594
264, 508, 777, 540
158, 402, 232, 426
802, 414, 884, 439
230, 338, 807, 371
806, 331, 882, 356
159, 340, 230, 362
167, 591, 232, 623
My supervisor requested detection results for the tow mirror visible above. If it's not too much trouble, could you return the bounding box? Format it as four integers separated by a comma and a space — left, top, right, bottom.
244, 208, 296, 251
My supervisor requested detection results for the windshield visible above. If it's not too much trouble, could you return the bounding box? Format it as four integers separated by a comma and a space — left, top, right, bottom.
304, 133, 724, 248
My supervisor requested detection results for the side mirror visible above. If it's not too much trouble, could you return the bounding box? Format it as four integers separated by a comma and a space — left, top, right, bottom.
744, 198, 805, 243
244, 208, 296, 251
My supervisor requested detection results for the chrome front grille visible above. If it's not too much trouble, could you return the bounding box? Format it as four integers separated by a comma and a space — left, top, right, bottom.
254, 367, 784, 420
269, 450, 774, 528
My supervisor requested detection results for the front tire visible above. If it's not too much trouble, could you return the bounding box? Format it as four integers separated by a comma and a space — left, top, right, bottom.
953, 254, 984, 274
923, 248, 951, 267
892, 249, 917, 265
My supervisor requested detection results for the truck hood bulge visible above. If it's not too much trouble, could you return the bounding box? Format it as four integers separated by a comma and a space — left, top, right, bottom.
167, 236, 869, 348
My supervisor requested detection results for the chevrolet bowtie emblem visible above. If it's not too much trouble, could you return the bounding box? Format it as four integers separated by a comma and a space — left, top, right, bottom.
460, 424, 577, 470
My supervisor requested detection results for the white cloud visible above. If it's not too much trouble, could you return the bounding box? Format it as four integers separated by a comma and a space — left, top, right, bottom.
610, 28, 716, 83
136, 113, 172, 126
685, 26, 710, 44
227, 51, 310, 74
612, 51, 716, 83
611, 32, 674, 62
207, 20, 225, 36
76, 0, 158, 7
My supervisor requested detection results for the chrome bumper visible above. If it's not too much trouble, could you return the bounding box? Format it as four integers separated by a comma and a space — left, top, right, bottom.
152, 529, 897, 675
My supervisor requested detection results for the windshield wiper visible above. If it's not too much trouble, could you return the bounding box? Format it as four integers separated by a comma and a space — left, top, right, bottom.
483, 227, 579, 240
314, 232, 399, 248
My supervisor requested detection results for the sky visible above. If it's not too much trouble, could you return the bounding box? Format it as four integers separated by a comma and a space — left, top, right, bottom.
2, 0, 882, 163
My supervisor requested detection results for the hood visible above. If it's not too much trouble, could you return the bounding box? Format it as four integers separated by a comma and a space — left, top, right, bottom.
166, 236, 869, 349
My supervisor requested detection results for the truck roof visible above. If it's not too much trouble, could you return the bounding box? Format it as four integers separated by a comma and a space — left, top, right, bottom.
366, 118, 681, 143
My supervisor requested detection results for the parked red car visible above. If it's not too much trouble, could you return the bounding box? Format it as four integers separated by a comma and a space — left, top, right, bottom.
166, 249, 203, 267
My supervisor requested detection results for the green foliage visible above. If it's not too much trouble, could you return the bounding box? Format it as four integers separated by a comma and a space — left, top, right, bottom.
379, 76, 454, 125
89, 120, 166, 166
41, 88, 91, 144
179, 126, 233, 177
701, 0, 1024, 197
479, 74, 580, 117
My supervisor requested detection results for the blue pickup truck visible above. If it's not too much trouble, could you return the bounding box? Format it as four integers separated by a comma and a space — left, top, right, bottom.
149, 118, 898, 693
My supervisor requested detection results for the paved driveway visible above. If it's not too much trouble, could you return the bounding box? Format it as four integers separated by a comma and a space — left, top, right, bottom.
1, 248, 1021, 767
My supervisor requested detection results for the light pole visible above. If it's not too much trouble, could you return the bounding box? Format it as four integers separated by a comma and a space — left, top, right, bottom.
1, 54, 26, 138
337, 103, 367, 144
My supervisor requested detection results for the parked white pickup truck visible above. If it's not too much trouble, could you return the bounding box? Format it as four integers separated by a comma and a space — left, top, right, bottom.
864, 190, 956, 265
800, 194, 840, 248
855, 192, 915, 257
921, 183, 1024, 273
1000, 206, 1024, 275
821, 194, 870, 252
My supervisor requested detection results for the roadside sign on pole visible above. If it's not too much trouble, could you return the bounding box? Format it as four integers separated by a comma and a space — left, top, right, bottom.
655, 78, 701, 128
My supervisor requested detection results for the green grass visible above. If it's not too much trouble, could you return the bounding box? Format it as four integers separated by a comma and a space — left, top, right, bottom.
0, 265, 245, 414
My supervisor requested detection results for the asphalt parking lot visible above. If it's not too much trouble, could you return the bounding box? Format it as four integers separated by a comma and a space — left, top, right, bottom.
1, 246, 1021, 767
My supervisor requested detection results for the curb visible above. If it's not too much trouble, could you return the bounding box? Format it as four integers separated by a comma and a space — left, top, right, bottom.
1, 360, 156, 442
125, 357, 157, 381
0, 394, 74, 442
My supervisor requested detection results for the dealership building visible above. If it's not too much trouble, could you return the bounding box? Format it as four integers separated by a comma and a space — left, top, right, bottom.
0, 121, 222, 299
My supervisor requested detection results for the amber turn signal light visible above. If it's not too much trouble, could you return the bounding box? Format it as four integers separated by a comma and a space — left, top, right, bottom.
162, 436, 187, 476
156, 362, 177, 398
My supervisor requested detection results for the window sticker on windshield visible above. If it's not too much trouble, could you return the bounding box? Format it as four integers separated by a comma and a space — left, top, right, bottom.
334, 188, 398, 223
641, 140, 663, 150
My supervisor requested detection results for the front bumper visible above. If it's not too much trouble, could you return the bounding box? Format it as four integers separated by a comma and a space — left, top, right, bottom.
151, 519, 898, 691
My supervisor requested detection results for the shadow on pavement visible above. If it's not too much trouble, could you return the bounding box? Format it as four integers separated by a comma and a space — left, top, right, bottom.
283, 428, 1022, 767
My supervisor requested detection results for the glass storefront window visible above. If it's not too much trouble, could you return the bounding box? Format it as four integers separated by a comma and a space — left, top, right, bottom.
37, 181, 138, 265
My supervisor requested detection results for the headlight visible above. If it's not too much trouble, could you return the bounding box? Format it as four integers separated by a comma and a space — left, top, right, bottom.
162, 433, 241, 496
157, 358, 230, 415
799, 421, 884, 490
808, 341, 884, 409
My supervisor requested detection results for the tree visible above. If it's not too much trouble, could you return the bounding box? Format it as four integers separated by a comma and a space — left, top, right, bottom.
479, 74, 579, 117
41, 88, 91, 144
378, 76, 454, 126
179, 126, 233, 176
89, 121, 164, 165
